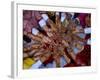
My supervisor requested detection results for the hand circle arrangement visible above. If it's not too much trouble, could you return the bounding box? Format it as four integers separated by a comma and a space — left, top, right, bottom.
23, 10, 91, 69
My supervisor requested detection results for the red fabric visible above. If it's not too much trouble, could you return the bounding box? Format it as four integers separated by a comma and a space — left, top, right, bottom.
76, 45, 91, 66
43, 55, 54, 65
64, 63, 78, 67
78, 13, 90, 28
85, 34, 91, 40
78, 13, 87, 28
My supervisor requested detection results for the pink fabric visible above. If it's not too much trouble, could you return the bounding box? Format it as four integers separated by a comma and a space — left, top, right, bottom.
23, 11, 42, 32
23, 20, 33, 32
32, 11, 42, 20
23, 10, 32, 20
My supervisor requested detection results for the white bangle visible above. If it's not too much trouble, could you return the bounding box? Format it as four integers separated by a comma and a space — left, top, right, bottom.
61, 13, 66, 22
41, 14, 49, 21
87, 39, 91, 45
75, 18, 80, 24
70, 12, 75, 19
39, 19, 46, 28
84, 27, 91, 34
32, 28, 39, 35
56, 12, 59, 16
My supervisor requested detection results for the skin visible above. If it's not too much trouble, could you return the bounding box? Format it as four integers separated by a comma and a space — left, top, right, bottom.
40, 52, 51, 63
23, 12, 88, 68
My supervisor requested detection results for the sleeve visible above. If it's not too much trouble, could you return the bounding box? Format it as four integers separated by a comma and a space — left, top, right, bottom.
30, 60, 42, 69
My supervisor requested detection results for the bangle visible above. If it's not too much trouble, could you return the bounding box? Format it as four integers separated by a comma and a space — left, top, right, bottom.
41, 14, 49, 21
84, 27, 91, 34
39, 19, 46, 28
32, 28, 39, 35
61, 13, 66, 22
56, 12, 59, 16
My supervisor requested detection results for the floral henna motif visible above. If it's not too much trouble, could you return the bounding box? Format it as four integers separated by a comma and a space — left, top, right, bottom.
23, 11, 91, 68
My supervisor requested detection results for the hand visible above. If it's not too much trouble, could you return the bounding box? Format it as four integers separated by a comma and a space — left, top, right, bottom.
42, 36, 51, 43
40, 53, 51, 63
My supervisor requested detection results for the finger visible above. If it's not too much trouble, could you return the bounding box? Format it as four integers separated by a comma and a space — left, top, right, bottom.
28, 49, 39, 56
41, 14, 56, 31
23, 53, 29, 58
